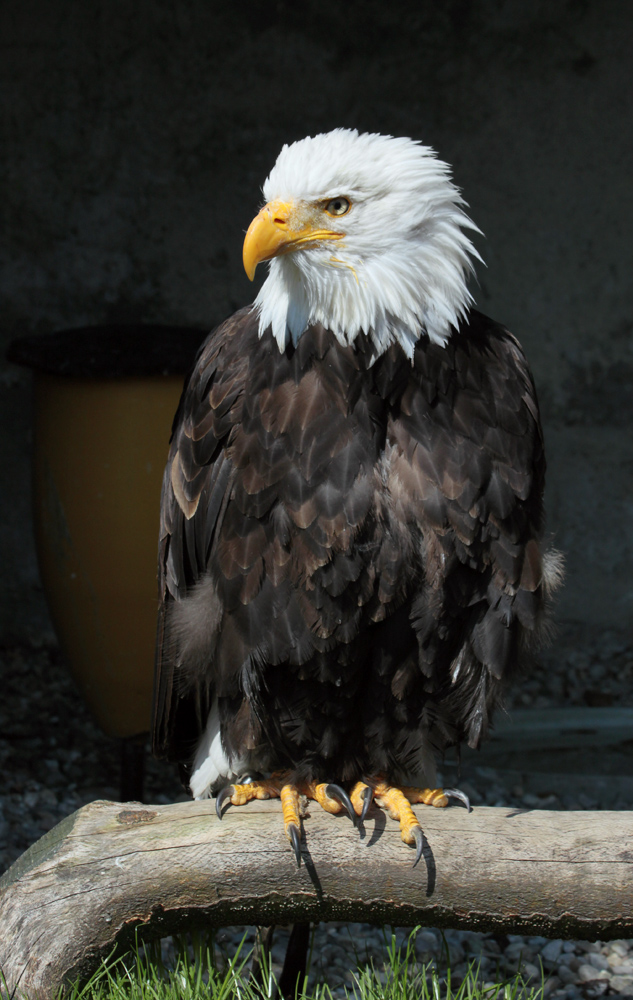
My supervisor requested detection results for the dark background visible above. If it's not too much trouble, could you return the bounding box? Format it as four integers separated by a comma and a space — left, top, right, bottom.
1, 0, 632, 649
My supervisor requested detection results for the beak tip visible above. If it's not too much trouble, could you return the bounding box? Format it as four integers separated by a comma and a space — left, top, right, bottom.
242, 255, 257, 282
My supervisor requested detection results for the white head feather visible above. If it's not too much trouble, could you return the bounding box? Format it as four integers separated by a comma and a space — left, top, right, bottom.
253, 129, 482, 360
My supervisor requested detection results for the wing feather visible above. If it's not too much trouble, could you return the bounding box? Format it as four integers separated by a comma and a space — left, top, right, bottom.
152, 308, 255, 761
394, 310, 549, 748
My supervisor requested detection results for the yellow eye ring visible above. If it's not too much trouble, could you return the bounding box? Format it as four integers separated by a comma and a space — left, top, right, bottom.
324, 196, 351, 217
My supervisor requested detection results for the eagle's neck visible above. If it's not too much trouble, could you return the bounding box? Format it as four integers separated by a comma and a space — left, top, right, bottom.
254, 217, 478, 361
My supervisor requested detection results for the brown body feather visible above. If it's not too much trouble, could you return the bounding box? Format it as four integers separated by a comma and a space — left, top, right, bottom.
153, 308, 550, 789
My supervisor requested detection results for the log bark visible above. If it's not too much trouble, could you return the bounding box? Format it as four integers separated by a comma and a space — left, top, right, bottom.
0, 799, 631, 998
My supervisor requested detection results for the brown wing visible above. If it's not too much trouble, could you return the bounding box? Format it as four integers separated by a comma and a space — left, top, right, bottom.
152, 308, 254, 762
388, 309, 548, 748
152, 314, 386, 778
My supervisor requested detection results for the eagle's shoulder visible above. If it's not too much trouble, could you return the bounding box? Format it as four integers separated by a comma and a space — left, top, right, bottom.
159, 307, 258, 593
169, 305, 258, 450
401, 308, 545, 517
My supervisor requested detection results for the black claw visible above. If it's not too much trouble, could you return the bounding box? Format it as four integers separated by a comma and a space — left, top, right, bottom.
443, 787, 472, 812
360, 785, 373, 823
216, 784, 234, 820
411, 825, 424, 868
288, 823, 302, 867
325, 783, 356, 824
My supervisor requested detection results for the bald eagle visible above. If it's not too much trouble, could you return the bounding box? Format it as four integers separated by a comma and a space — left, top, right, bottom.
152, 129, 562, 865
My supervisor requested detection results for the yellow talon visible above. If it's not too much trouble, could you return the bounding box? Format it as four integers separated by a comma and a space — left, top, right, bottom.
304, 781, 343, 814
401, 786, 449, 808
373, 782, 421, 845
280, 783, 303, 840
229, 779, 281, 805
350, 780, 371, 817
280, 783, 303, 866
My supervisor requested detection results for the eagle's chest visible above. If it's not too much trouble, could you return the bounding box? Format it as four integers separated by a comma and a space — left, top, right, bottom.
223, 380, 421, 631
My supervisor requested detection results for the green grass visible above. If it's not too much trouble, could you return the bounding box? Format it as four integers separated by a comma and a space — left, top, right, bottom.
57, 928, 545, 1000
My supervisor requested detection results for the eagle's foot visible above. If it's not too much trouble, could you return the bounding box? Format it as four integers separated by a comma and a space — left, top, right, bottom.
400, 785, 450, 808
281, 781, 355, 865
373, 781, 425, 866
350, 780, 373, 822
215, 776, 309, 867
349, 779, 471, 867
302, 781, 356, 821
280, 783, 303, 867
215, 777, 282, 819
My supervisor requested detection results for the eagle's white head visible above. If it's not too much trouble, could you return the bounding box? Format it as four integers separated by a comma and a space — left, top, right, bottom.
243, 129, 481, 361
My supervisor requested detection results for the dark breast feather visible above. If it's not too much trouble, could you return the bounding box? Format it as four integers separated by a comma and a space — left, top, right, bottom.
152, 306, 549, 783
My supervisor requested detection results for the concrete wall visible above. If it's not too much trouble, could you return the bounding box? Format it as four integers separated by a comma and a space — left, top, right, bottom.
2, 0, 632, 641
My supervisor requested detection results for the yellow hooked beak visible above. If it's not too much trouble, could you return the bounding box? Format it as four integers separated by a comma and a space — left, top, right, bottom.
243, 199, 345, 280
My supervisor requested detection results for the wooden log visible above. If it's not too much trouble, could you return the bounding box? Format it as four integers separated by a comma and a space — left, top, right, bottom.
0, 799, 631, 999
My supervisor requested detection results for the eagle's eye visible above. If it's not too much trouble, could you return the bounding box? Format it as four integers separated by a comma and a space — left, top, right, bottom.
324, 196, 351, 217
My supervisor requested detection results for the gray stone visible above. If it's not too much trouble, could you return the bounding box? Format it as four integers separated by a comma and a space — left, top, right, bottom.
577, 793, 599, 809
482, 938, 501, 956
587, 953, 610, 972
611, 962, 633, 976
577, 964, 608, 983
575, 941, 601, 953
446, 942, 465, 964
522, 961, 541, 982
542, 977, 561, 997
610, 940, 631, 956
606, 950, 623, 967
557, 965, 577, 984
415, 931, 439, 954
609, 975, 633, 992
541, 940, 564, 963
512, 942, 535, 957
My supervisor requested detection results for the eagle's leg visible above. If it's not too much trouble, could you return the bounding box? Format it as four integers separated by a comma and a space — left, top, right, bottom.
280, 783, 304, 866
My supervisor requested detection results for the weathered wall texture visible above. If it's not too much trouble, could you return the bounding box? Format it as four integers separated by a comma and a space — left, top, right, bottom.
1, 0, 632, 641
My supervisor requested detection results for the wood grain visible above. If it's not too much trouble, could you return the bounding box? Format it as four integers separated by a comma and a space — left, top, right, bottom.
1, 799, 631, 999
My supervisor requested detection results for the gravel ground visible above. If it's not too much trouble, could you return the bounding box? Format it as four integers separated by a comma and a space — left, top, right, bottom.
0, 642, 185, 875
195, 924, 633, 999
1, 624, 632, 997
